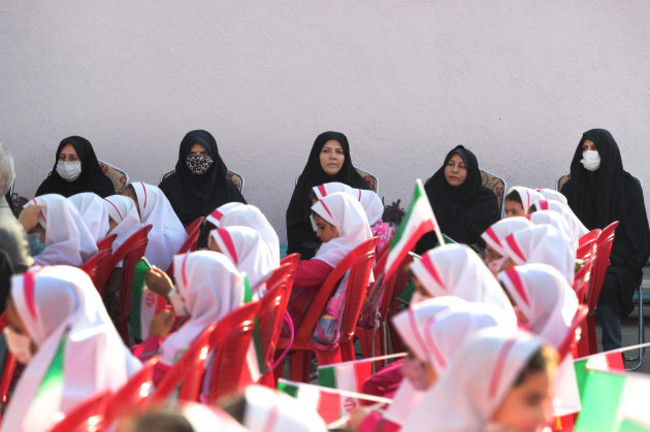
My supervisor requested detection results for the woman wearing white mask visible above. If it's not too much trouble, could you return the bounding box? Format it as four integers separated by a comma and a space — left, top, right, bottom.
561, 129, 650, 351
35, 136, 114, 198
2, 266, 141, 432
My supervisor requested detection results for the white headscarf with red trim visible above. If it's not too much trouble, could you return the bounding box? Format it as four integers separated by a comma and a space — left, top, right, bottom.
243, 385, 327, 432
527, 210, 576, 250
394, 298, 517, 373
535, 188, 569, 206
68, 192, 110, 242
507, 186, 544, 214
498, 264, 581, 416
103, 194, 143, 252
481, 217, 534, 257
409, 244, 517, 324
502, 224, 576, 285
530, 199, 588, 243
131, 182, 187, 270
160, 251, 244, 366
30, 194, 98, 267
205, 202, 245, 227
313, 182, 384, 226
403, 329, 545, 431
210, 226, 276, 299
2, 266, 141, 432
180, 402, 247, 432
217, 204, 281, 266
310, 192, 372, 268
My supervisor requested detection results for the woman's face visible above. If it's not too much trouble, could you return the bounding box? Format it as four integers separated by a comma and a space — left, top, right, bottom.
491, 368, 555, 432
319, 139, 345, 176
582, 139, 597, 152
189, 143, 209, 157
314, 213, 339, 243
58, 143, 79, 162
444, 153, 467, 187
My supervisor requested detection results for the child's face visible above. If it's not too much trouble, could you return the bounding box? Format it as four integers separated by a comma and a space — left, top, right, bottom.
491, 368, 555, 432
314, 213, 339, 243
505, 200, 526, 218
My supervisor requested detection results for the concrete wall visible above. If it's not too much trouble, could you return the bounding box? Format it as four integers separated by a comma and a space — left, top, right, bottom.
2, 1, 649, 241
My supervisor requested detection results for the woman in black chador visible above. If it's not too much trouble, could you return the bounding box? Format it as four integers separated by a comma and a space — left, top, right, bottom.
562, 128, 650, 350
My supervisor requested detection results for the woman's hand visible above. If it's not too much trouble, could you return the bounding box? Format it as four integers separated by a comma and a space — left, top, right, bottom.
149, 309, 174, 338
145, 267, 173, 299
18, 204, 45, 232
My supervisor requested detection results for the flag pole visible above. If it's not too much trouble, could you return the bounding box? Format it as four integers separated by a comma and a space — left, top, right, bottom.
278, 379, 393, 405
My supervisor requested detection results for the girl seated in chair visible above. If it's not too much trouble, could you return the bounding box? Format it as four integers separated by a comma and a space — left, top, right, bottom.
504, 186, 544, 218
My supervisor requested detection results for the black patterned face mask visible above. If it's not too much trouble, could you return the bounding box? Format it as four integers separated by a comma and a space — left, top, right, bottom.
186, 154, 214, 175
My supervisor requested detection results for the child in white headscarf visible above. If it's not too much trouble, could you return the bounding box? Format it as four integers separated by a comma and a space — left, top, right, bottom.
123, 182, 187, 270
2, 266, 141, 432
68, 192, 110, 242
527, 209, 576, 250
529, 199, 589, 244
288, 192, 372, 328
481, 217, 534, 276
504, 186, 544, 218
23, 194, 98, 266
103, 194, 143, 252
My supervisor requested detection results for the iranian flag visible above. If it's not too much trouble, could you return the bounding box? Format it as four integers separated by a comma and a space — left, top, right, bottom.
384, 180, 442, 280
22, 331, 68, 431
240, 275, 264, 386
575, 369, 650, 431
130, 259, 167, 342
574, 351, 625, 400
318, 358, 373, 417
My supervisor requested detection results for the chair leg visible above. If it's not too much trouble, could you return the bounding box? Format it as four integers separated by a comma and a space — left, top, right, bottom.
289, 351, 311, 383
576, 321, 590, 358
341, 340, 355, 363
315, 348, 343, 368
625, 286, 645, 371
587, 315, 598, 355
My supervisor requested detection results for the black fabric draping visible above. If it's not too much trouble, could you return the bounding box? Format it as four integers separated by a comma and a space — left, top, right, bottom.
0, 248, 13, 314
35, 136, 114, 198
417, 145, 499, 253
159, 130, 246, 227
286, 131, 369, 259
562, 129, 650, 316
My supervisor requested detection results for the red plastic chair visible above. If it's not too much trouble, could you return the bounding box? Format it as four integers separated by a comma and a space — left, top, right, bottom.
0, 312, 17, 427
108, 225, 153, 345
95, 233, 118, 291
166, 216, 205, 278
266, 254, 299, 289
578, 229, 601, 249
47, 390, 110, 432
557, 305, 589, 360
80, 250, 101, 285
599, 221, 619, 242
280, 252, 301, 269
275, 238, 378, 383
572, 254, 594, 304
103, 356, 160, 427
96, 233, 117, 253
576, 237, 597, 262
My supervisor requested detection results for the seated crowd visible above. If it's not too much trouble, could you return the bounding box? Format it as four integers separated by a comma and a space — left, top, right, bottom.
0, 127, 648, 431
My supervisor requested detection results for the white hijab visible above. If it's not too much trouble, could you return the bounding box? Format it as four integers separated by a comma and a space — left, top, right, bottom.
310, 192, 373, 268
498, 264, 581, 416
181, 403, 247, 432
205, 202, 245, 227
160, 251, 244, 366
409, 244, 517, 324
2, 266, 141, 432
527, 210, 576, 250
507, 186, 544, 213
403, 329, 544, 431
103, 194, 143, 252
313, 182, 384, 226
535, 188, 569, 206
242, 385, 327, 432
530, 199, 588, 243
68, 192, 110, 242
131, 182, 187, 270
218, 204, 281, 267
210, 226, 276, 299
502, 224, 576, 285
30, 194, 98, 267
481, 217, 534, 257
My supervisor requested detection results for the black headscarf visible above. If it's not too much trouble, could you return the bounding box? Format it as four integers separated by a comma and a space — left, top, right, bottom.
286, 131, 369, 259
418, 145, 499, 252
562, 129, 650, 315
35, 136, 114, 198
159, 130, 246, 227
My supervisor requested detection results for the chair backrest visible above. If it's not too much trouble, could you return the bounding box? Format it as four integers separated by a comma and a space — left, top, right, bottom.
107, 225, 153, 271
161, 169, 245, 193
294, 166, 379, 193
0, 312, 17, 422
95, 235, 118, 292
46, 160, 129, 195
79, 252, 101, 284
96, 233, 117, 253
555, 173, 571, 192
267, 254, 300, 289
206, 301, 261, 404
586, 235, 616, 312
103, 356, 159, 427
279, 252, 301, 269
47, 390, 110, 432
165, 216, 204, 278
576, 237, 597, 262
578, 229, 601, 249
556, 305, 589, 360
599, 221, 619, 241
424, 168, 507, 216
294, 238, 378, 345
573, 254, 594, 303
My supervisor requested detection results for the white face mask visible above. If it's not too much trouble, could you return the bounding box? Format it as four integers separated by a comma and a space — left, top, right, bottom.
4, 327, 33, 364
169, 288, 188, 317
581, 150, 601, 172
487, 256, 508, 276
56, 161, 82, 182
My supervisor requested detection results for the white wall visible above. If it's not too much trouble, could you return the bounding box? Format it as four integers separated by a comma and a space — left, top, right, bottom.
2, 1, 649, 242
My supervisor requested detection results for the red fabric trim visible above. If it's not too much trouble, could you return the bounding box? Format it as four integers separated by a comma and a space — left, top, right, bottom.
420, 252, 444, 289
488, 338, 516, 398
318, 199, 334, 220
317, 185, 327, 198
210, 209, 223, 221
505, 234, 526, 263
181, 251, 190, 287
408, 308, 429, 360
140, 181, 147, 209
217, 228, 239, 264
104, 198, 123, 220
505, 268, 530, 307
24, 269, 40, 320
423, 316, 445, 369
485, 227, 502, 248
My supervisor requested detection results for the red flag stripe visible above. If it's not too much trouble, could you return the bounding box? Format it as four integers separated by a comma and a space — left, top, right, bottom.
505, 234, 526, 263
217, 228, 239, 264
504, 268, 531, 307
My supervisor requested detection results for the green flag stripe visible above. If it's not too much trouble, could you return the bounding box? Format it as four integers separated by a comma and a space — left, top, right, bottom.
129, 259, 150, 340
318, 366, 337, 389
243, 276, 253, 303
575, 370, 625, 431
35, 330, 68, 397
390, 183, 424, 249
277, 381, 299, 398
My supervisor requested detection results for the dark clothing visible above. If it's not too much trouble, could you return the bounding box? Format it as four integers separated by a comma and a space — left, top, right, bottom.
159, 130, 245, 227
286, 131, 369, 259
562, 129, 650, 317
35, 136, 114, 198
0, 195, 33, 273
417, 145, 499, 253
0, 249, 13, 314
